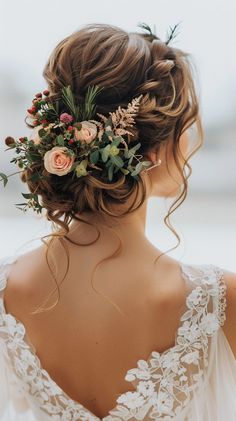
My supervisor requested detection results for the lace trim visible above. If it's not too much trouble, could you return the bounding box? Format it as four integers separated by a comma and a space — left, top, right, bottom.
0, 257, 227, 421
216, 267, 227, 326
105, 263, 227, 420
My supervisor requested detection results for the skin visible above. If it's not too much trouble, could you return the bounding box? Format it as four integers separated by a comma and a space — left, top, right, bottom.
4, 130, 236, 419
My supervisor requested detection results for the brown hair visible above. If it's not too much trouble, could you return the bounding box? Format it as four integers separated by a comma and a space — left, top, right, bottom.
21, 23, 203, 315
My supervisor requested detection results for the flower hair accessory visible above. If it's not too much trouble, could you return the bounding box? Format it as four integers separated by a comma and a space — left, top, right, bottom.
1, 85, 157, 214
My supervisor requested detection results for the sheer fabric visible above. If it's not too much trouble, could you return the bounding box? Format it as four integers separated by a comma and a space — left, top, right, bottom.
0, 254, 235, 421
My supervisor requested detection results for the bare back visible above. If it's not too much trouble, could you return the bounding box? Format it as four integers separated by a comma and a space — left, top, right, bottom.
4, 236, 187, 419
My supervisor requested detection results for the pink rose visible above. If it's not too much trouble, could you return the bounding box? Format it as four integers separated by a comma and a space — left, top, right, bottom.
74, 121, 97, 144
60, 113, 73, 124
43, 146, 75, 176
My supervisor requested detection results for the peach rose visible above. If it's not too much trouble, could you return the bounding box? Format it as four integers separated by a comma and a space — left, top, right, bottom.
74, 121, 97, 144
44, 146, 75, 176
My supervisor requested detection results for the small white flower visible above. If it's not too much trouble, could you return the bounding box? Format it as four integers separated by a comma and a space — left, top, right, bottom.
178, 320, 201, 342
155, 391, 174, 414
200, 313, 219, 335
137, 380, 155, 397
181, 350, 199, 365
186, 287, 203, 307
161, 352, 179, 369
117, 391, 145, 409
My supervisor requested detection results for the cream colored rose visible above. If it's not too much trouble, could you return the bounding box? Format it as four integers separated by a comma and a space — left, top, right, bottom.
44, 146, 75, 176
74, 121, 97, 144
30, 125, 43, 145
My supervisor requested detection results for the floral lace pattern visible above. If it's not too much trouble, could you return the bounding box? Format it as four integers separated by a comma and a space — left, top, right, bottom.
0, 256, 227, 421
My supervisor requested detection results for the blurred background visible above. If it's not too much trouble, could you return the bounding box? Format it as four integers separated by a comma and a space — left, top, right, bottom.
0, 0, 235, 270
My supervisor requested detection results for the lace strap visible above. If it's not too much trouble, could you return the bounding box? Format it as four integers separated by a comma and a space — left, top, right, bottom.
181, 262, 227, 329
213, 265, 227, 327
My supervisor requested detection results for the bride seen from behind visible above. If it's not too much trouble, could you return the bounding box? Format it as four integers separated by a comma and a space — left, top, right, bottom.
1, 22, 236, 421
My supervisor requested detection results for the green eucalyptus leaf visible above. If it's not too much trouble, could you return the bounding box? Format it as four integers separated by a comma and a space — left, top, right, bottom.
0, 172, 8, 187
101, 145, 110, 162
28, 172, 42, 183
121, 168, 130, 175
142, 160, 152, 167
131, 161, 143, 177
127, 142, 141, 158
111, 137, 122, 147
29, 153, 41, 162
56, 135, 65, 146
124, 149, 130, 159
90, 149, 100, 164
108, 164, 114, 181
22, 193, 35, 199
110, 155, 124, 168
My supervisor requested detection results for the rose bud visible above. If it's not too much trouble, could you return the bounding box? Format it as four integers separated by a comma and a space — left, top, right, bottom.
67, 126, 74, 132
35, 93, 42, 98
5, 136, 15, 146
19, 137, 27, 143
68, 139, 74, 145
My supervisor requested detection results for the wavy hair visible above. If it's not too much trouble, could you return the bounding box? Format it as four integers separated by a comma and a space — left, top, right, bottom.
21, 23, 204, 316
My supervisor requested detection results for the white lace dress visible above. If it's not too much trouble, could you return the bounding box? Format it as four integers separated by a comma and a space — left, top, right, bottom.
0, 255, 236, 421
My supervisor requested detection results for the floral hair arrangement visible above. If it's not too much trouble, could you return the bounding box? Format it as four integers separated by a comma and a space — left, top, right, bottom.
1, 22, 181, 215
1, 85, 154, 214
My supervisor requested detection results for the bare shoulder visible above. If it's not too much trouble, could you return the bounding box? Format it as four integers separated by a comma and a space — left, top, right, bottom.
148, 252, 187, 311
220, 268, 236, 358
3, 244, 50, 318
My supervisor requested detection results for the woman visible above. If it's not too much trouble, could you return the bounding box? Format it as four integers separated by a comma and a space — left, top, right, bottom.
0, 23, 235, 421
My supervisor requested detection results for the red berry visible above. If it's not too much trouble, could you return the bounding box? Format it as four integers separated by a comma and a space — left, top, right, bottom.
43, 89, 50, 96
5, 136, 15, 146
27, 106, 36, 114
35, 93, 42, 98
67, 126, 74, 132
68, 139, 74, 145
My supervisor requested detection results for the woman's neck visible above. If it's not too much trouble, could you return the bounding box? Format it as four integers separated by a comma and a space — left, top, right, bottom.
68, 198, 149, 247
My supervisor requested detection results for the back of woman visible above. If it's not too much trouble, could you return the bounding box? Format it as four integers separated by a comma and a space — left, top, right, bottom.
0, 22, 236, 421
